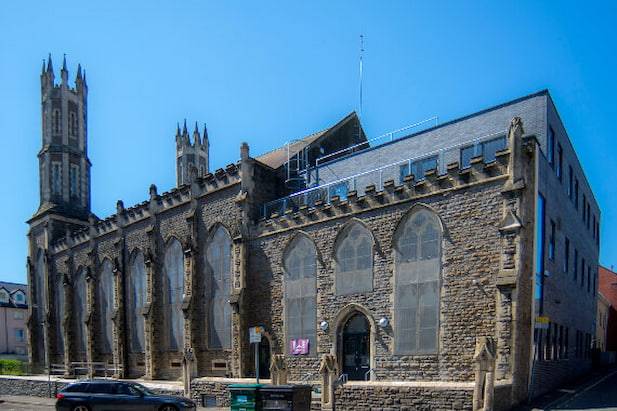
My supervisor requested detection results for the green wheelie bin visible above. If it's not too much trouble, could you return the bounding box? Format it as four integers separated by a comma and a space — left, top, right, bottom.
229, 383, 263, 411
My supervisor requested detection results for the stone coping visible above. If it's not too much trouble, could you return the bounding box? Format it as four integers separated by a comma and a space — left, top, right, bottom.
0, 375, 183, 391
341, 379, 512, 390
192, 376, 272, 384
1, 374, 512, 391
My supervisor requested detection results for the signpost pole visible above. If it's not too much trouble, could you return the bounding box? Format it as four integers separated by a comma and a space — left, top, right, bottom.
255, 342, 260, 384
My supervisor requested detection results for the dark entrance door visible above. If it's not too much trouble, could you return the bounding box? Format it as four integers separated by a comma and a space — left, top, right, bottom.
342, 313, 370, 381
258, 337, 271, 379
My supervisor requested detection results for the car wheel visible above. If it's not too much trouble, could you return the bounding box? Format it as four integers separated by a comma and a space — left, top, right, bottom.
159, 405, 178, 411
71, 405, 90, 411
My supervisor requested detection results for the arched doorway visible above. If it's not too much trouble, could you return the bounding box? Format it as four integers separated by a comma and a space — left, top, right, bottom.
341, 313, 370, 381
248, 336, 271, 379
258, 337, 271, 379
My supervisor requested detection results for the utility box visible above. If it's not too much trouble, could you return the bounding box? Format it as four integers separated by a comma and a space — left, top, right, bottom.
260, 384, 312, 411
229, 383, 263, 411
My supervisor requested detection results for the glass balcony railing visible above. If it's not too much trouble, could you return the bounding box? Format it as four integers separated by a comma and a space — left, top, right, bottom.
261, 130, 508, 219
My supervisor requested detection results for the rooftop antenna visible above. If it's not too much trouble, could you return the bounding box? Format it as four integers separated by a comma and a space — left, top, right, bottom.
359, 34, 364, 118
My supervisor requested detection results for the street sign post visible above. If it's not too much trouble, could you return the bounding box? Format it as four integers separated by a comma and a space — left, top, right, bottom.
535, 316, 550, 330
249, 326, 264, 384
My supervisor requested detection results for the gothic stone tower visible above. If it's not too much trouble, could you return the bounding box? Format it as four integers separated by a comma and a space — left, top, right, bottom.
27, 55, 92, 370
176, 120, 209, 186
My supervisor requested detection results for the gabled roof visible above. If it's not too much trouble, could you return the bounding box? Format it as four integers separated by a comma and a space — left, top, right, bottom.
0, 282, 28, 308
256, 112, 360, 169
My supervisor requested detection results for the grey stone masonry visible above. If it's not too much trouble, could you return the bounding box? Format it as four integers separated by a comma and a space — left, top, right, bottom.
26, 69, 600, 411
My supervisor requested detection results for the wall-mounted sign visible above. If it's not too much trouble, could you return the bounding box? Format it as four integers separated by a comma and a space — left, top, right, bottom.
535, 316, 549, 329
290, 338, 309, 355
249, 326, 264, 343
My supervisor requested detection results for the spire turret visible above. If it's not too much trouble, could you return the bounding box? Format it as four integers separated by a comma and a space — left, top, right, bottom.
60, 54, 68, 86
46, 53, 53, 73
193, 121, 201, 145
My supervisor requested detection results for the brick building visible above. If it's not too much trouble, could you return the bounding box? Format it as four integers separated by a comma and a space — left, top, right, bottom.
28, 56, 600, 410
598, 266, 617, 352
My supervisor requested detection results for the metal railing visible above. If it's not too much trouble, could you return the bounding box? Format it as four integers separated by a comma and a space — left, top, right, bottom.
364, 368, 376, 381
315, 116, 439, 166
336, 373, 348, 386
261, 129, 507, 219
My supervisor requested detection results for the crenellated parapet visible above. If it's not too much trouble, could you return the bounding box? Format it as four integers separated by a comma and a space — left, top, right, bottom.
49, 163, 241, 254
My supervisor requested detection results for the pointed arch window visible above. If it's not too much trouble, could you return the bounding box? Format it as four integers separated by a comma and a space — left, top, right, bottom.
206, 226, 232, 349
73, 267, 88, 354
127, 251, 147, 353
55, 275, 65, 354
99, 260, 114, 354
164, 239, 185, 351
69, 111, 77, 137
34, 251, 46, 324
335, 222, 373, 295
394, 208, 442, 354
52, 109, 61, 134
33, 250, 47, 361
284, 235, 317, 356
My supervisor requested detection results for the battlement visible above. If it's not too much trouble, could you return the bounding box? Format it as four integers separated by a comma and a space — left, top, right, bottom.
41, 54, 87, 96
49, 161, 241, 254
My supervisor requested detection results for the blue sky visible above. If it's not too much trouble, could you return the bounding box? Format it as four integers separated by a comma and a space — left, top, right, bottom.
0, 1, 615, 283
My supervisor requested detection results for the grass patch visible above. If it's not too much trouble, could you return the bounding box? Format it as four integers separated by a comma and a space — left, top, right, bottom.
0, 359, 24, 375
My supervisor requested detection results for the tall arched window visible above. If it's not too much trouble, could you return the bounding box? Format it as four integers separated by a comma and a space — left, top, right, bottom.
284, 235, 317, 356
52, 109, 61, 134
55, 274, 65, 354
73, 267, 88, 354
127, 251, 147, 353
69, 112, 77, 136
335, 222, 373, 295
99, 260, 114, 354
394, 208, 441, 354
206, 226, 232, 349
164, 239, 184, 351
34, 250, 47, 361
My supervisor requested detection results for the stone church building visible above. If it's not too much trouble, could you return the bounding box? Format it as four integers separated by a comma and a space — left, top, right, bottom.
28, 57, 600, 410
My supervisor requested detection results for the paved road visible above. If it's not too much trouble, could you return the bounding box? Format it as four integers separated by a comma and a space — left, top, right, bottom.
0, 395, 226, 410
547, 369, 617, 411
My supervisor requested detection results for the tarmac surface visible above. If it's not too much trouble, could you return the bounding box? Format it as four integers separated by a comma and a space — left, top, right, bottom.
0, 395, 225, 410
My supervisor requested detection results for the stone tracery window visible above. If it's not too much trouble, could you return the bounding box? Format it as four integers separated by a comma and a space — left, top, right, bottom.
206, 226, 232, 349
284, 235, 317, 356
73, 267, 88, 354
335, 222, 373, 295
127, 251, 146, 353
164, 239, 185, 351
55, 274, 65, 354
99, 259, 114, 354
33, 250, 46, 360
394, 208, 442, 354
52, 109, 61, 134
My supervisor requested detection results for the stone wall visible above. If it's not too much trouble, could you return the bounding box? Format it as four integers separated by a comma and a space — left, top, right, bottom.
249, 174, 510, 382
334, 383, 473, 411
0, 376, 182, 398
190, 378, 234, 407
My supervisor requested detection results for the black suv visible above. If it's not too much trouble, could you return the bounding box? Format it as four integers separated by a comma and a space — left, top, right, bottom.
55, 379, 196, 411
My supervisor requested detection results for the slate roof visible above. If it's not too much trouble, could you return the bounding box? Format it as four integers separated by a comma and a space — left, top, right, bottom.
0, 281, 28, 309
256, 112, 359, 169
